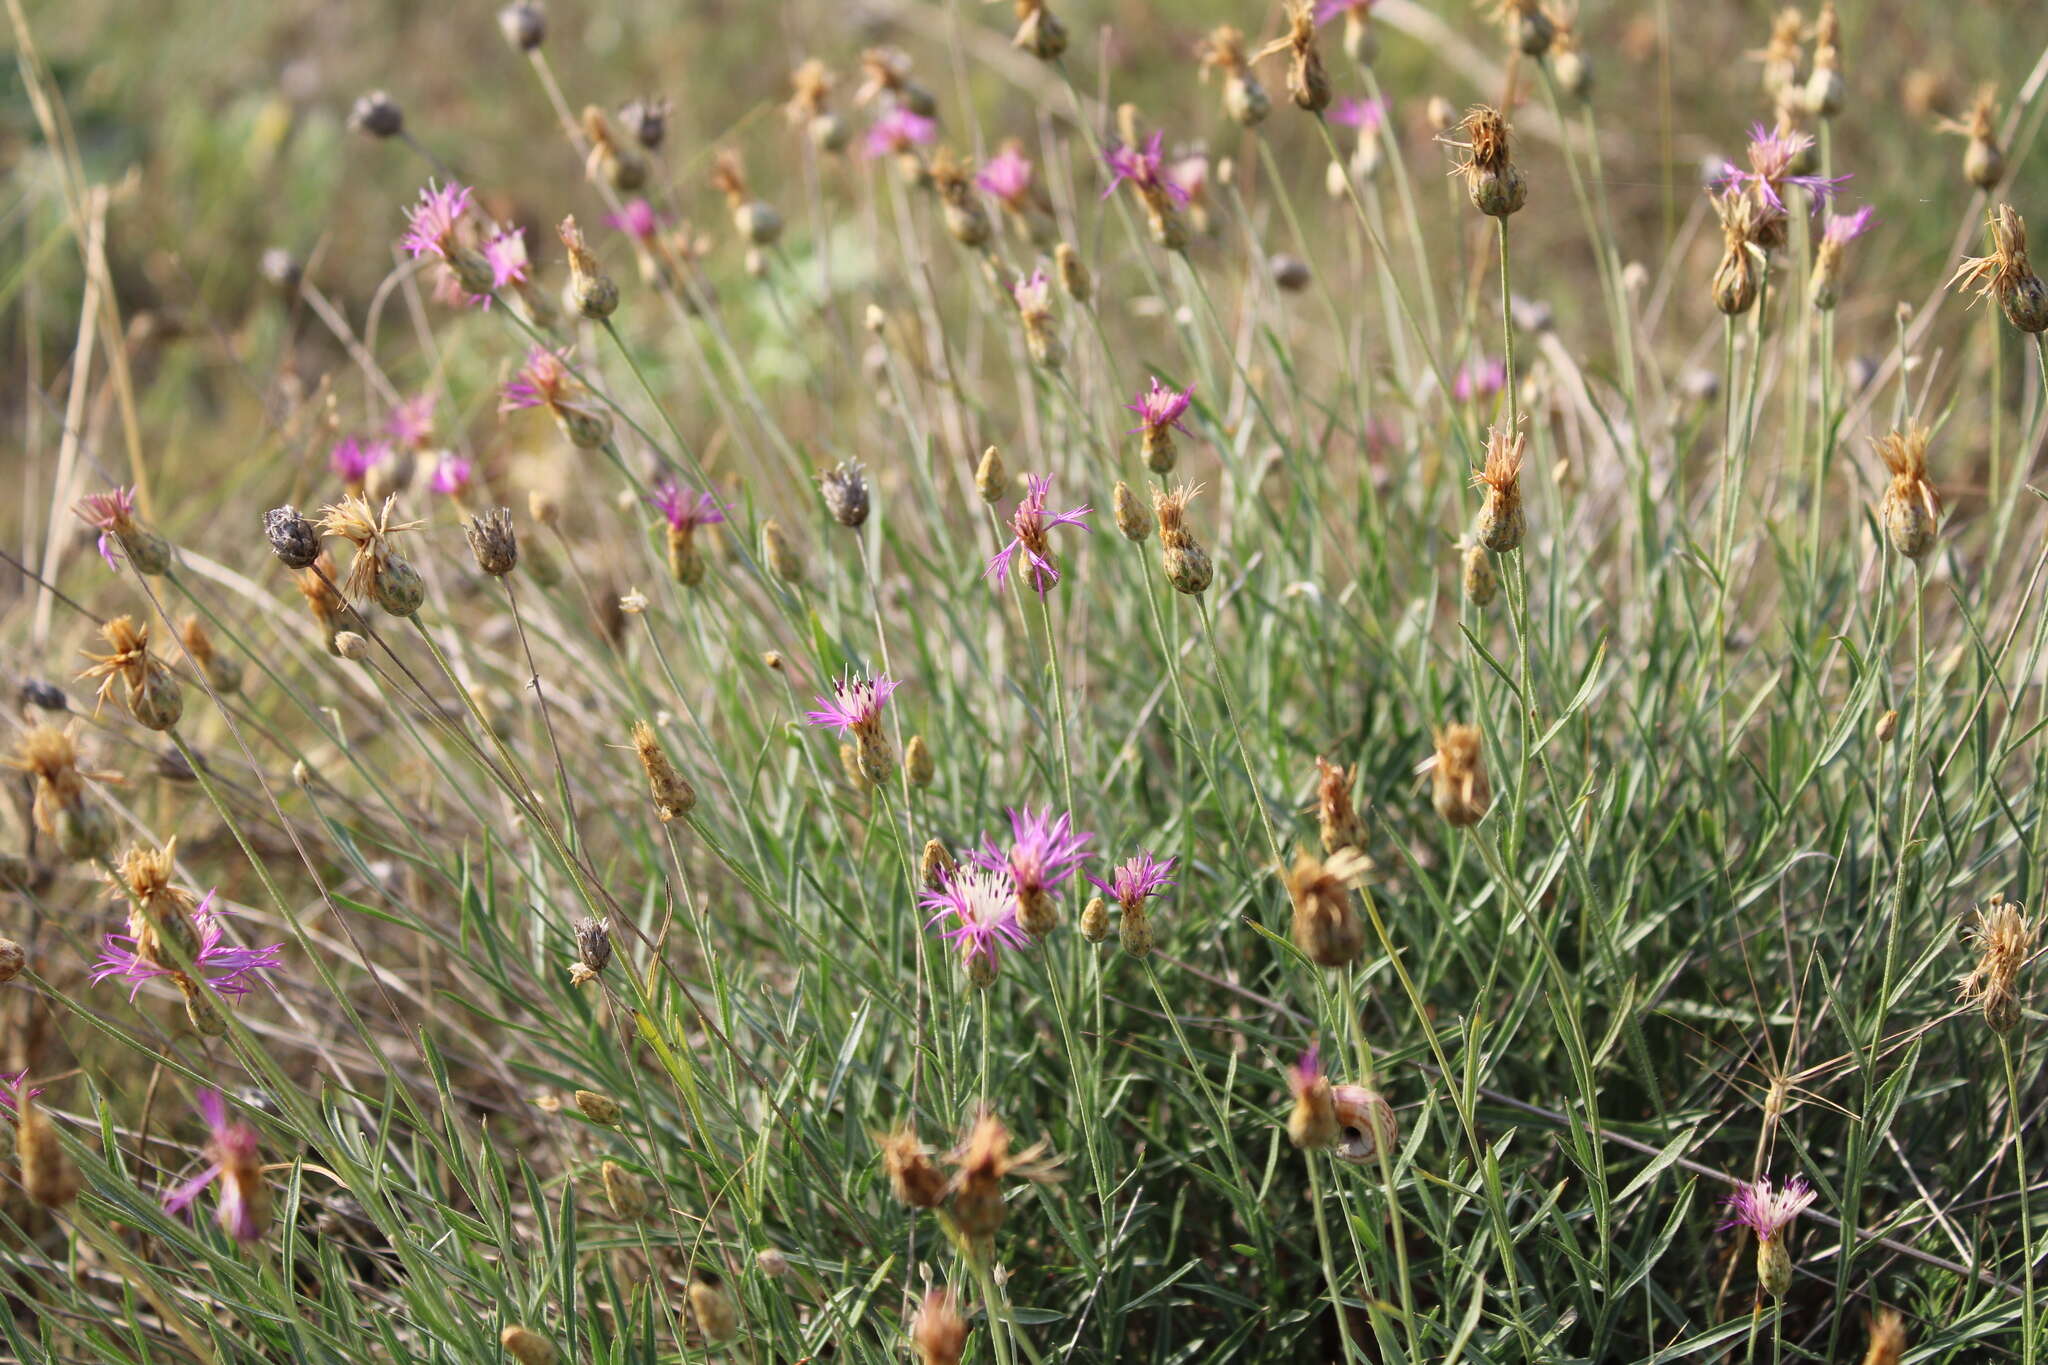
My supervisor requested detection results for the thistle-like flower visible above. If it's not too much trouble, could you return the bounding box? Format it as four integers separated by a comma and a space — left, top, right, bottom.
649, 482, 728, 587
385, 394, 436, 449
787, 60, 849, 152
1937, 84, 2003, 190
879, 1124, 949, 1207
399, 181, 495, 296
1471, 425, 1527, 553
1255, 1, 1331, 113
1873, 424, 1940, 560
865, 107, 938, 161
94, 888, 283, 1001
1126, 377, 1195, 472
1010, 268, 1064, 368
929, 148, 993, 248
922, 865, 1031, 986
329, 437, 389, 488
806, 673, 903, 782
1283, 847, 1368, 967
164, 1090, 269, 1244
1328, 96, 1388, 180
1711, 186, 1768, 315
1960, 893, 2034, 1034
987, 474, 1090, 595
1950, 204, 2048, 334
820, 460, 871, 528
974, 805, 1094, 938
431, 455, 474, 500
582, 105, 648, 191
1285, 1044, 1340, 1148
8, 723, 116, 858
1102, 131, 1189, 250
1431, 724, 1491, 827
558, 216, 618, 319
74, 486, 170, 574
856, 46, 939, 119
500, 344, 613, 449
1445, 106, 1526, 219
1487, 0, 1554, 54
569, 916, 612, 987
78, 615, 183, 731
317, 494, 426, 616
710, 149, 783, 247
1009, 0, 1067, 60
1450, 357, 1507, 405
1721, 1175, 1816, 1298
1811, 205, 1874, 310
945, 1110, 1058, 1242
1086, 851, 1174, 956
977, 142, 1058, 246
910, 1289, 969, 1365
1721, 124, 1848, 219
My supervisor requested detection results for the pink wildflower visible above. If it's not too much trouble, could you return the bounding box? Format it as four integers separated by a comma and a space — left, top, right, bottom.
385, 395, 436, 448
1451, 357, 1507, 404
399, 180, 474, 260
974, 806, 1094, 900
649, 482, 730, 531
92, 891, 283, 1001
1823, 204, 1876, 248
73, 487, 140, 570
1103, 132, 1191, 205
866, 108, 937, 158
922, 865, 1031, 969
976, 146, 1035, 205
1721, 1175, 1817, 1243
329, 437, 389, 485
986, 474, 1090, 594
606, 198, 665, 242
163, 1090, 268, 1244
431, 456, 474, 497
1722, 124, 1849, 212
1087, 851, 1177, 910
803, 673, 903, 735
1125, 377, 1196, 437
1329, 97, 1386, 132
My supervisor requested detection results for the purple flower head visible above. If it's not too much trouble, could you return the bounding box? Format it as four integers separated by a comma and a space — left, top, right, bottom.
385, 394, 436, 447
73, 486, 139, 570
483, 227, 529, 292
1125, 377, 1196, 437
1168, 154, 1209, 201
804, 673, 903, 736
431, 456, 474, 497
164, 1090, 266, 1244
974, 805, 1094, 899
866, 108, 937, 158
1823, 205, 1875, 249
922, 865, 1030, 969
977, 146, 1035, 204
1722, 124, 1849, 213
1103, 132, 1191, 206
1086, 851, 1177, 910
986, 474, 1091, 595
1315, 0, 1370, 19
1, 1071, 41, 1113
1720, 1175, 1817, 1243
1329, 97, 1387, 132
1011, 267, 1054, 319
500, 346, 571, 414
649, 482, 730, 532
92, 891, 284, 1002
1286, 1043, 1325, 1099
1451, 357, 1507, 403
329, 437, 390, 485
399, 180, 474, 260
606, 199, 666, 242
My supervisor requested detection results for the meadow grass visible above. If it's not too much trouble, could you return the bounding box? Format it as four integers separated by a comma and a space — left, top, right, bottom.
2, 0, 2047, 1361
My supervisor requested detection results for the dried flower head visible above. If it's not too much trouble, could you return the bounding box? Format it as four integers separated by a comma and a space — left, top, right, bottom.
464, 508, 519, 577
1471, 425, 1527, 553
557, 215, 619, 320
618, 95, 669, 149
1748, 6, 1807, 98
1861, 1309, 1906, 1365
1873, 423, 1941, 560
1315, 756, 1366, 854
879, 1124, 948, 1207
1937, 85, 2003, 189
988, 474, 1090, 595
1199, 26, 1270, 127
1010, 0, 1068, 60
1951, 205, 2048, 334
1432, 724, 1491, 826
1488, 0, 1554, 55
1283, 847, 1369, 967
1711, 186, 1768, 315
317, 494, 425, 615
630, 721, 697, 821
263, 505, 323, 569
78, 615, 183, 730
1255, 2, 1331, 112
1446, 106, 1526, 218
821, 460, 871, 527
1960, 894, 2033, 1033
569, 916, 612, 986
945, 1109, 1058, 1241
1154, 482, 1214, 595
911, 1289, 969, 1365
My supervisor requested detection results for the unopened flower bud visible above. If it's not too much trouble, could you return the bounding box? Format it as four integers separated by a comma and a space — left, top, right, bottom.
16, 1092, 78, 1209
1876, 709, 1899, 744
1113, 481, 1150, 541
500, 1327, 557, 1365
1462, 543, 1498, 606
574, 1089, 622, 1126
497, 1, 545, 51
975, 447, 1007, 503
348, 90, 404, 139
1055, 243, 1091, 302
372, 555, 426, 616
761, 519, 804, 585
602, 1160, 650, 1220
919, 839, 958, 891
1270, 254, 1311, 293
689, 1271, 737, 1341
264, 506, 322, 569
905, 735, 935, 787
1080, 896, 1110, 942
465, 509, 519, 577
631, 720, 696, 820
334, 631, 368, 661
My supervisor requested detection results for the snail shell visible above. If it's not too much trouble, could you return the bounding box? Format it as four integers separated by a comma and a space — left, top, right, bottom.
1330, 1084, 1397, 1163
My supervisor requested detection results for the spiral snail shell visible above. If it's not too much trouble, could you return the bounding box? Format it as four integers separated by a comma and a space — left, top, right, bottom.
1329, 1084, 1397, 1163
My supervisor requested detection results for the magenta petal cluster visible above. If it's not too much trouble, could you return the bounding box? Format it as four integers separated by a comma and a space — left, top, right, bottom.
607, 199, 664, 242
329, 437, 389, 483
483, 228, 529, 291
1087, 851, 1177, 909
1720, 1175, 1817, 1243
499, 346, 570, 414
649, 482, 730, 531
975, 805, 1094, 898
92, 892, 284, 1001
922, 865, 1031, 968
399, 180, 474, 259
385, 394, 436, 447
977, 146, 1035, 204
163, 1090, 265, 1243
431, 456, 474, 497
1126, 377, 1196, 436
1723, 124, 1849, 212
1315, 0, 1369, 19
1329, 96, 1387, 132
804, 673, 903, 733
1823, 205, 1876, 248
73, 486, 139, 569
1103, 132, 1190, 205
986, 474, 1090, 595
866, 108, 937, 158
1288, 1042, 1325, 1095
1451, 357, 1507, 403
1, 1071, 41, 1112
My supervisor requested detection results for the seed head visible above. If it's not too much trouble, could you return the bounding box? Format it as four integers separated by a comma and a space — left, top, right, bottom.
464, 508, 520, 577
761, 519, 805, 586
1471, 426, 1527, 553
179, 615, 241, 696
574, 1089, 622, 1126
618, 96, 669, 150
911, 1289, 969, 1365
1873, 424, 1940, 560
975, 447, 1007, 504
1951, 205, 2048, 334
1256, 3, 1331, 113
317, 494, 424, 608
1315, 757, 1366, 855
1432, 724, 1491, 827
1938, 86, 2003, 189
1284, 847, 1369, 967
78, 616, 182, 731
557, 216, 619, 320
1199, 27, 1270, 127
1710, 187, 1767, 316
945, 1109, 1058, 1242
569, 916, 612, 986
497, 1, 545, 50
1011, 0, 1068, 60
1488, 0, 1554, 55
348, 90, 403, 139
630, 720, 697, 821
0, 937, 21, 981
821, 461, 871, 528
1153, 482, 1213, 595
879, 1125, 948, 1207
1960, 893, 2033, 1034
